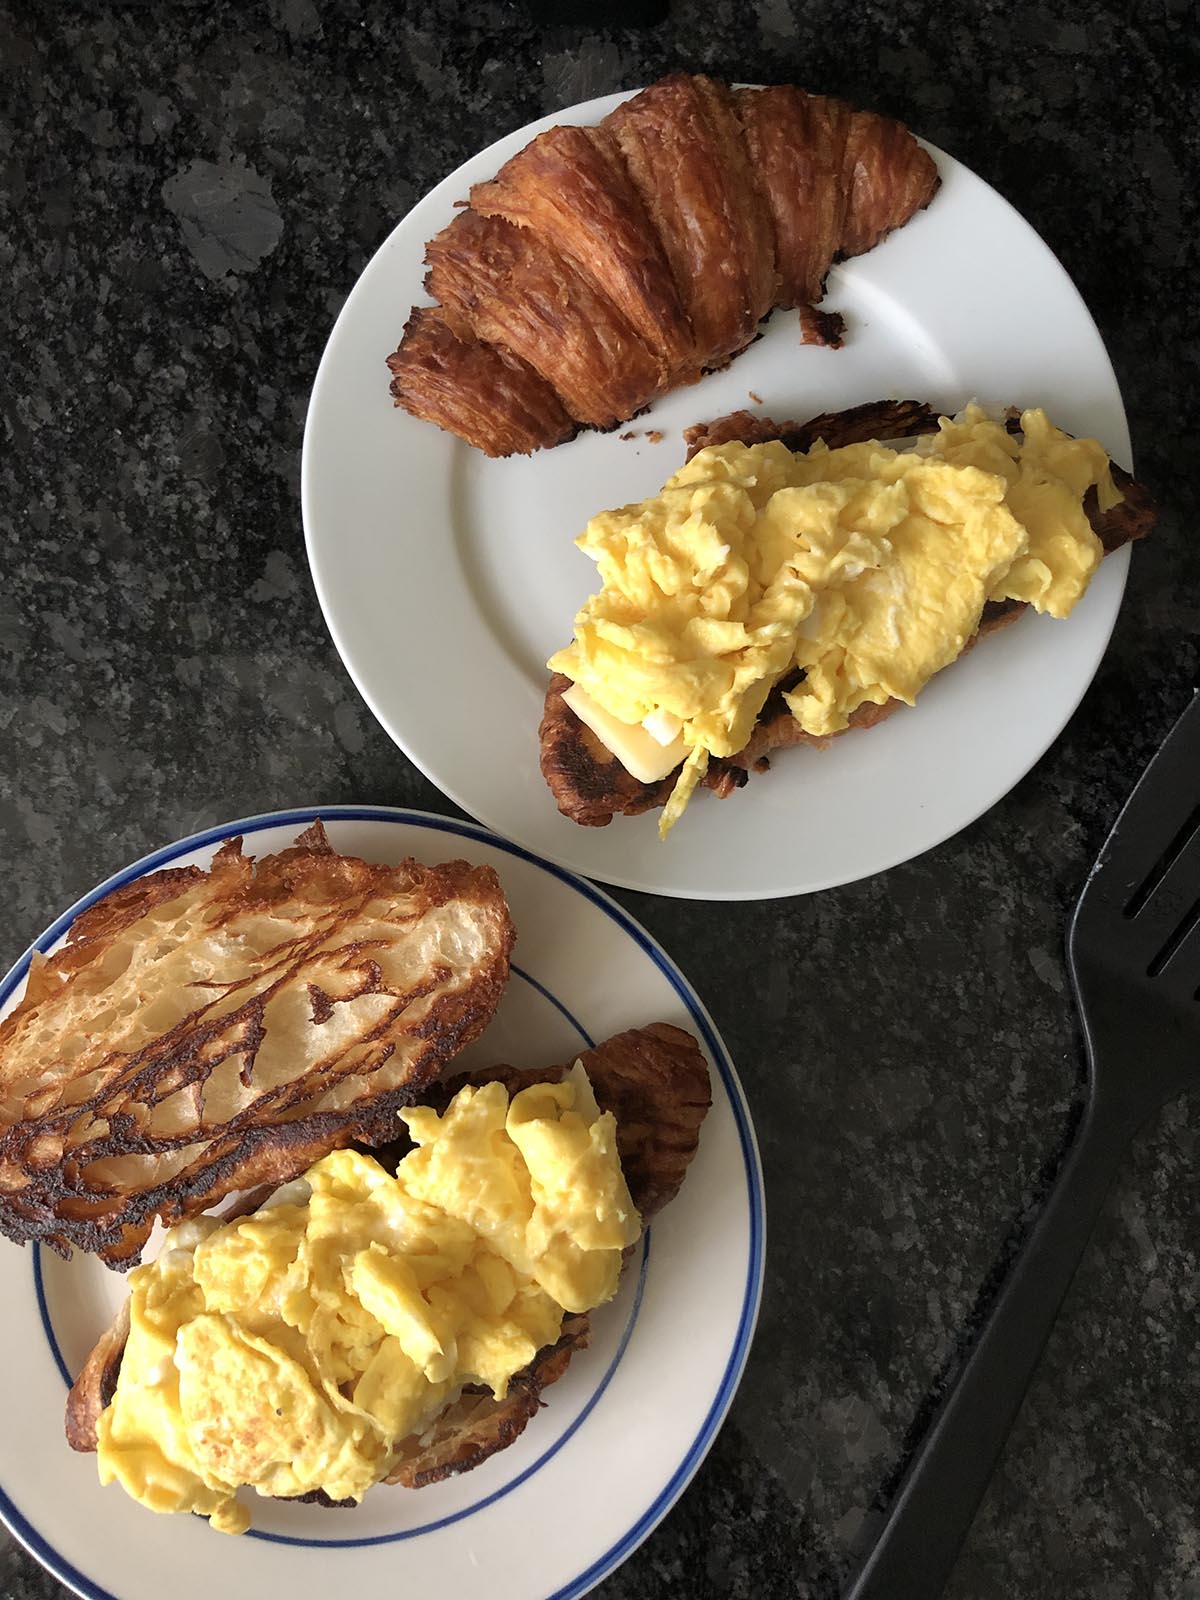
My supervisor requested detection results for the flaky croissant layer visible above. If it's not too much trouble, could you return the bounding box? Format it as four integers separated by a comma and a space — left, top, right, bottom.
386, 74, 940, 457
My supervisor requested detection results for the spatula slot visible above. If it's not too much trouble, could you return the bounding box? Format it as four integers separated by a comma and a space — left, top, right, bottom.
1123, 799, 1200, 920
1146, 895, 1200, 978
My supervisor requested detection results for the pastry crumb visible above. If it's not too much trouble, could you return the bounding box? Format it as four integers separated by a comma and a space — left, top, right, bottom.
748, 391, 763, 404
619, 430, 638, 440
798, 306, 846, 348
647, 430, 663, 443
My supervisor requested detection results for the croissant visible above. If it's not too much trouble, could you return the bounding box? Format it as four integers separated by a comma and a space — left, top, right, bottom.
387, 74, 940, 457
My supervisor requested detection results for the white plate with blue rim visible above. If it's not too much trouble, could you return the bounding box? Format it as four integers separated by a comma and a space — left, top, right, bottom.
302, 89, 1135, 900
0, 807, 763, 1600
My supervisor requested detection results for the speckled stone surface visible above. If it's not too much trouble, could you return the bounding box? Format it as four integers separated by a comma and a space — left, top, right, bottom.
1, 3, 1198, 1597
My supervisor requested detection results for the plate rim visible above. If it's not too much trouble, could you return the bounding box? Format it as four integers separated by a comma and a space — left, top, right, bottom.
0, 804, 765, 1600
300, 90, 1133, 902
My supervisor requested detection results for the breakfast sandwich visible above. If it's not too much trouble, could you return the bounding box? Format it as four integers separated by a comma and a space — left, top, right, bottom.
0, 822, 515, 1266
65, 1023, 711, 1532
540, 400, 1157, 834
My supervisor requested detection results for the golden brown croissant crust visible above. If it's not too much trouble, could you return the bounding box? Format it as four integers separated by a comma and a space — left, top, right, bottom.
388, 75, 940, 457
538, 401, 1159, 829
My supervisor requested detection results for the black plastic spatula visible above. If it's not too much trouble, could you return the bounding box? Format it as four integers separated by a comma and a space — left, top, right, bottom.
845, 690, 1200, 1600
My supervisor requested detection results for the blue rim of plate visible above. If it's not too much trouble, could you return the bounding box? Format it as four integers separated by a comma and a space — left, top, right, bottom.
0, 805, 765, 1600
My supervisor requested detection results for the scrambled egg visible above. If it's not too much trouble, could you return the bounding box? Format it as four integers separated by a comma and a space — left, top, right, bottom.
95, 1066, 640, 1534
548, 406, 1122, 834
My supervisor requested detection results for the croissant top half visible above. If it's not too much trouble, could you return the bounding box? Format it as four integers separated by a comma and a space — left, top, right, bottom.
387, 74, 939, 457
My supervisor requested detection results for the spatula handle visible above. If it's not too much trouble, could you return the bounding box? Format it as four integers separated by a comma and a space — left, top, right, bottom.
843, 1092, 1132, 1600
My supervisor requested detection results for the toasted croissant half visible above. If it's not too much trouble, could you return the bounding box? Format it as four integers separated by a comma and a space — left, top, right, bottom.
538, 401, 1159, 829
66, 1023, 712, 1497
0, 822, 515, 1267
387, 74, 939, 456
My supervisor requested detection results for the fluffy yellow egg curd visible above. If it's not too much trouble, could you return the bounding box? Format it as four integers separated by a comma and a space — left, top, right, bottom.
94, 1066, 640, 1534
549, 405, 1122, 835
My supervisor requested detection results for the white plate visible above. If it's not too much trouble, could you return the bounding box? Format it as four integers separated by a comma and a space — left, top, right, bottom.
302, 92, 1133, 900
0, 808, 763, 1600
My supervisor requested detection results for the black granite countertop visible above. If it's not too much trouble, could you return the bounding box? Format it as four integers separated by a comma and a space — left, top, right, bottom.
2, 3, 1198, 1597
